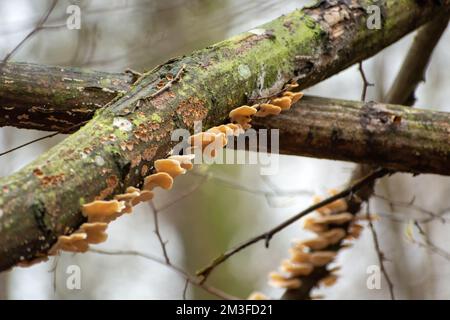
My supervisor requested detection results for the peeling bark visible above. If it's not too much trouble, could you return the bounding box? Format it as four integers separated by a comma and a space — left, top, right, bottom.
0, 0, 449, 272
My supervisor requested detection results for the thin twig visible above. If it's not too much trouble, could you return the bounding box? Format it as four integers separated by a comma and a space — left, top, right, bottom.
196, 168, 390, 281
0, 121, 88, 157
374, 193, 449, 224
413, 222, 450, 261
366, 203, 395, 299
149, 201, 171, 265
1, 0, 58, 66
358, 61, 374, 102
155, 172, 209, 212
182, 279, 189, 300
89, 248, 238, 300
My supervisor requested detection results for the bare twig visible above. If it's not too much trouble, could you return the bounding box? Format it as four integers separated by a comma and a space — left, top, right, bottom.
374, 193, 449, 224
89, 248, 238, 300
196, 168, 390, 281
1, 0, 58, 66
149, 201, 171, 265
155, 171, 209, 212
0, 121, 88, 158
358, 61, 374, 101
413, 222, 450, 261
366, 203, 395, 299
182, 279, 189, 300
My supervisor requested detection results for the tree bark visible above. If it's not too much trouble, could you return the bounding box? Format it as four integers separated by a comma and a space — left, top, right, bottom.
279, 12, 450, 300
0, 62, 133, 131
0, 0, 449, 272
252, 95, 450, 175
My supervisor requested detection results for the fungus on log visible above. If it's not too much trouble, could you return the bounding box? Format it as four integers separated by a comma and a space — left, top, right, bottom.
0, 0, 449, 271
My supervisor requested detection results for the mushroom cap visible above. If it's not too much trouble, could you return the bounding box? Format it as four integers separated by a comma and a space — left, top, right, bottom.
79, 222, 108, 244
189, 132, 227, 148
231, 115, 252, 129
154, 159, 186, 177
296, 236, 329, 250
303, 216, 328, 233
82, 200, 126, 221
270, 96, 292, 110
144, 172, 174, 190
285, 82, 299, 90
288, 248, 311, 263
314, 212, 353, 225
320, 274, 338, 287
254, 104, 282, 117
114, 191, 140, 202
225, 123, 244, 136
169, 154, 195, 170
126, 186, 140, 193
229, 105, 257, 119
268, 272, 302, 289
283, 91, 304, 104
281, 260, 314, 276
319, 228, 346, 244
50, 233, 89, 254
309, 251, 337, 267
132, 190, 154, 205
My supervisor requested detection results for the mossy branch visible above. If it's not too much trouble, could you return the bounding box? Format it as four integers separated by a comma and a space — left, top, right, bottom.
0, 0, 449, 272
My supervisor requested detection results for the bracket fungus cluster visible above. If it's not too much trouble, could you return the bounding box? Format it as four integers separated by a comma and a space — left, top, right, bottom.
248, 189, 364, 300
34, 80, 304, 268
48, 156, 195, 257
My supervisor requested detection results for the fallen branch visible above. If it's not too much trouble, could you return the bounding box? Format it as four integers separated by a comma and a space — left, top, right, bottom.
1, 0, 448, 272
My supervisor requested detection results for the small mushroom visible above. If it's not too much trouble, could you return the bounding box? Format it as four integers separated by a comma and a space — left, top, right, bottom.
281, 259, 314, 276
320, 274, 338, 287
229, 105, 257, 120
303, 216, 328, 233
168, 154, 195, 170
189, 132, 227, 157
285, 82, 299, 90
289, 248, 311, 263
189, 132, 227, 149
348, 223, 363, 239
154, 159, 186, 178
319, 228, 346, 245
79, 222, 108, 244
254, 104, 282, 117
268, 272, 302, 289
283, 91, 304, 104
131, 190, 154, 206
207, 125, 235, 136
82, 200, 126, 223
229, 105, 257, 129
225, 123, 244, 136
309, 251, 337, 267
314, 213, 354, 225
295, 236, 329, 250
270, 96, 292, 110
49, 233, 89, 254
143, 172, 174, 190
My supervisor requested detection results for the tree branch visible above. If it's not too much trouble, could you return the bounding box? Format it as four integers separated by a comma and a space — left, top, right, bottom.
279, 12, 450, 300
252, 95, 450, 176
1, 0, 449, 272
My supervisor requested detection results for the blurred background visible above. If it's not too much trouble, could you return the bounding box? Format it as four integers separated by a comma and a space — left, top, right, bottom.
0, 0, 449, 299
